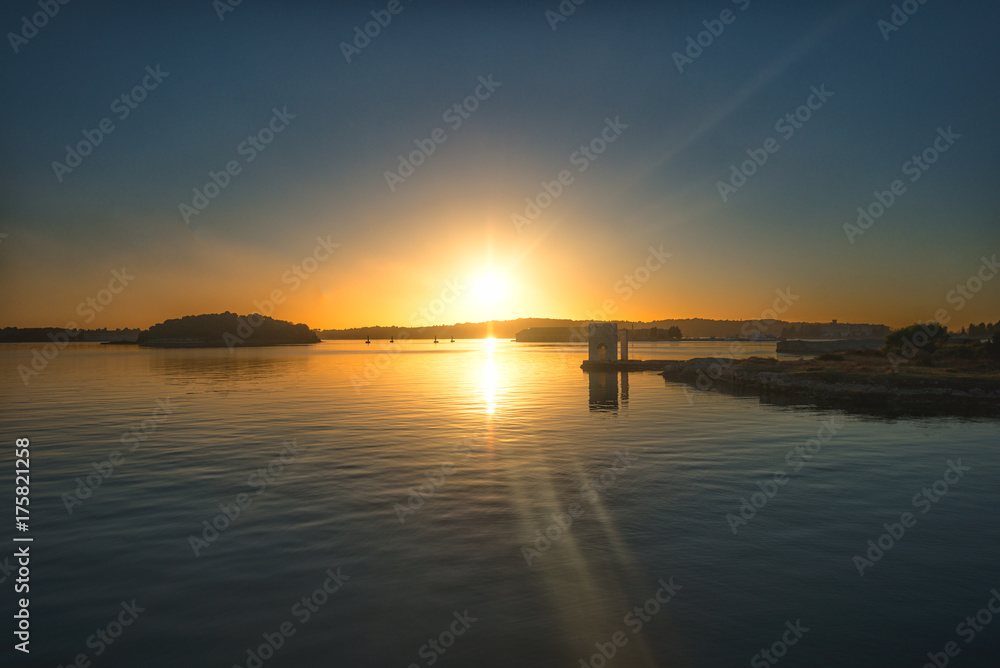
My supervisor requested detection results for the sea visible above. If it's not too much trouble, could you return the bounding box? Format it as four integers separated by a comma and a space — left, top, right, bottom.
1, 339, 998, 667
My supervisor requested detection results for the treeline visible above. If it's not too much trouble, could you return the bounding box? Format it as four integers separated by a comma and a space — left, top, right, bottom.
0, 327, 87, 343
883, 323, 1000, 366
641, 326, 683, 340
137, 312, 319, 346
0, 327, 142, 342
965, 321, 1000, 338
319, 318, 579, 340
320, 317, 900, 340
322, 318, 787, 340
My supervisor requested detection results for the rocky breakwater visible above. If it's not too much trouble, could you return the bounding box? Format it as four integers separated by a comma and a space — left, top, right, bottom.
661, 357, 1000, 417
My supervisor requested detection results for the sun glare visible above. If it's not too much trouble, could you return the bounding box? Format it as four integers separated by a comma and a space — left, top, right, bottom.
474, 274, 505, 305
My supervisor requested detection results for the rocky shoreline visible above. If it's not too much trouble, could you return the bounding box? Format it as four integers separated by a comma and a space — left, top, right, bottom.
775, 338, 883, 354
660, 357, 1000, 417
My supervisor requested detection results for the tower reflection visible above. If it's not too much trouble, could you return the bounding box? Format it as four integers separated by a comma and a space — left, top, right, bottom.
588, 371, 631, 411
588, 372, 618, 411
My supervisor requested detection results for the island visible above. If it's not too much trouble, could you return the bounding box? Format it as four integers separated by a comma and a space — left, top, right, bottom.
137, 312, 320, 348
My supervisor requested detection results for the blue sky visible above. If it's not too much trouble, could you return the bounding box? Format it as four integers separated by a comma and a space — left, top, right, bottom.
1, 0, 998, 328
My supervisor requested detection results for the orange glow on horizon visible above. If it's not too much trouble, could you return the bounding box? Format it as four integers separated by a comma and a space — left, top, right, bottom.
2, 202, 994, 332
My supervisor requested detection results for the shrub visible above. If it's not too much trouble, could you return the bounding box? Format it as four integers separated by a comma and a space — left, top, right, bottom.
885, 322, 949, 355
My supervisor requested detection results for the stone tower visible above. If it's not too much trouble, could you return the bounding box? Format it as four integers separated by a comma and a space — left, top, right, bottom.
588, 323, 618, 363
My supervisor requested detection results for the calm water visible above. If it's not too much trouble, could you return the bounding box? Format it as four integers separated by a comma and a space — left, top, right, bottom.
2, 340, 999, 667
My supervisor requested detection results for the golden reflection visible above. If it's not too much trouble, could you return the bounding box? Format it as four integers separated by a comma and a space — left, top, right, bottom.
483, 338, 497, 414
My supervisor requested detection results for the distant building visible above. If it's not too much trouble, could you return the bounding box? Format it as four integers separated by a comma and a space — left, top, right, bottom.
820, 320, 851, 338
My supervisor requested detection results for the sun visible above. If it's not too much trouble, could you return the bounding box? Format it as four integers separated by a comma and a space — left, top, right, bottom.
474, 274, 505, 304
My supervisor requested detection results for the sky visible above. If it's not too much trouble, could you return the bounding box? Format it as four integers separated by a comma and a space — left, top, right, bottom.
1, 0, 998, 330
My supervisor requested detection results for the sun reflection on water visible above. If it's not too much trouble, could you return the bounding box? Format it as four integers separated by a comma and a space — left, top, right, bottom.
483, 337, 497, 414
